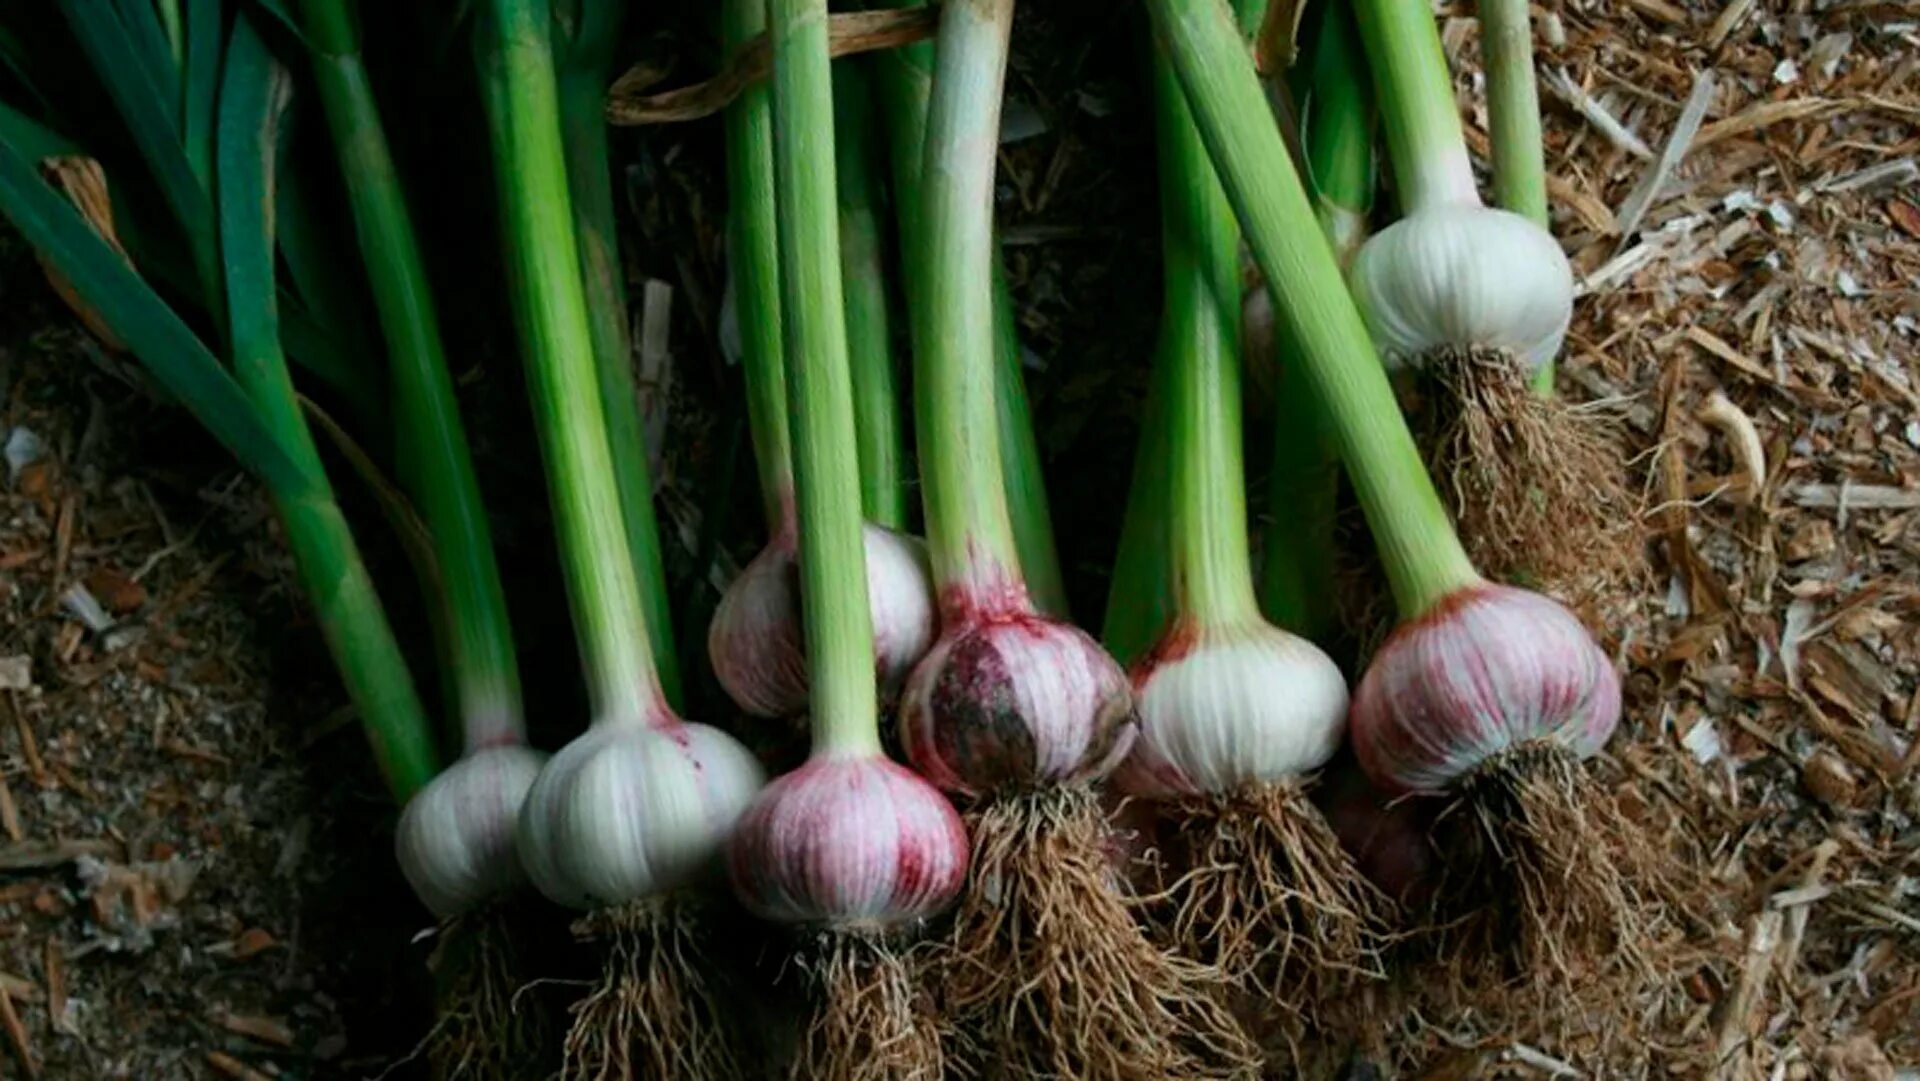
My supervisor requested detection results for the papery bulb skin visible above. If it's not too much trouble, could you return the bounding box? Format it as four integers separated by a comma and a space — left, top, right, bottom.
1350, 584, 1620, 795
1114, 621, 1350, 801
727, 754, 968, 927
709, 525, 937, 718
900, 599, 1136, 798
516, 718, 766, 910
1349, 204, 1574, 375
395, 745, 548, 920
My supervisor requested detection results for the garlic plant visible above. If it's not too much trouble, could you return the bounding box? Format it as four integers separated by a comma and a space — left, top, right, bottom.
706, 0, 935, 722
1345, 0, 1635, 598
477, 2, 763, 1076
897, 1, 1258, 1075
1107, 17, 1386, 1028
296, 0, 555, 1070
727, 9, 969, 1069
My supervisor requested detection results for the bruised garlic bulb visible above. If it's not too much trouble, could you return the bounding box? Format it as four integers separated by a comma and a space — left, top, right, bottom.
728, 754, 968, 926
1115, 621, 1348, 800
709, 524, 936, 718
1348, 204, 1574, 375
395, 745, 549, 919
1349, 583, 1619, 794
515, 718, 765, 910
900, 595, 1135, 798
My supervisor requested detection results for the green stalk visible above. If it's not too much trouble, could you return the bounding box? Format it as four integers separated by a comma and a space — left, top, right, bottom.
833, 62, 910, 531
988, 271, 1067, 615
770, 0, 882, 754
299, 0, 524, 749
1297, 1, 1374, 269
1149, 0, 1480, 618
724, 0, 794, 531
1099, 330, 1174, 665
1350, 0, 1479, 211
158, 0, 184, 66
913, 0, 1022, 599
1105, 0, 1266, 664
869, 0, 1066, 615
1152, 47, 1260, 630
479, 0, 660, 722
1476, 0, 1558, 396
1479, 0, 1546, 228
1259, 0, 1372, 643
555, 2, 684, 707
216, 17, 436, 798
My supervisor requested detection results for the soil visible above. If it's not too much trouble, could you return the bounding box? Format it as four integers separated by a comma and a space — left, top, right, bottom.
1, 0, 1917, 1078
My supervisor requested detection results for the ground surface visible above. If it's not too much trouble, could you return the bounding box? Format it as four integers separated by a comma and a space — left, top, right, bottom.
2, 0, 1918, 1078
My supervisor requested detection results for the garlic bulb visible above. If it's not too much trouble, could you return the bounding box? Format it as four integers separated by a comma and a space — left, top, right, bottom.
1348, 204, 1574, 375
1114, 622, 1349, 800
395, 745, 549, 919
709, 525, 936, 718
900, 608, 1135, 798
515, 719, 766, 910
1349, 584, 1619, 794
728, 754, 968, 926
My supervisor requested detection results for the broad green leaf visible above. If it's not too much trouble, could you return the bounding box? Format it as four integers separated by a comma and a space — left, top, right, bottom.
180, 0, 224, 190
0, 100, 83, 165
0, 127, 303, 493
57, 0, 217, 301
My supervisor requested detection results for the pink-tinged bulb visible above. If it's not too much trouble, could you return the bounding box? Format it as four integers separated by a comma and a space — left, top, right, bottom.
1350, 584, 1620, 795
899, 607, 1136, 798
709, 526, 937, 718
727, 754, 969, 927
1113, 621, 1349, 800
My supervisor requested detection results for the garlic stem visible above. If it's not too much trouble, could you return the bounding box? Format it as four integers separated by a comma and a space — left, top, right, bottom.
1100, 332, 1176, 665
1476, 0, 1559, 397
1259, 0, 1371, 643
1349, 0, 1480, 211
833, 66, 912, 532
479, 0, 661, 723
1152, 46, 1261, 629
912, 0, 1024, 602
557, 14, 684, 708
1296, 1, 1375, 269
770, 0, 884, 756
219, 22, 438, 798
300, 0, 525, 752
1149, 0, 1481, 618
1479, 0, 1547, 228
724, 0, 793, 531
870, 0, 1066, 616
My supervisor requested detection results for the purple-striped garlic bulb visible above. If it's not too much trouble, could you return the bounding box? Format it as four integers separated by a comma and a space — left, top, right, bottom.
1114, 621, 1349, 800
709, 524, 936, 718
1350, 583, 1619, 795
396, 744, 549, 919
899, 585, 1135, 798
728, 754, 968, 927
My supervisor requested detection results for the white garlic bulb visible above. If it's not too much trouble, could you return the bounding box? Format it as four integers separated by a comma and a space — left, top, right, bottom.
709, 524, 936, 718
515, 720, 766, 910
1114, 622, 1349, 800
1348, 204, 1574, 375
395, 745, 549, 919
